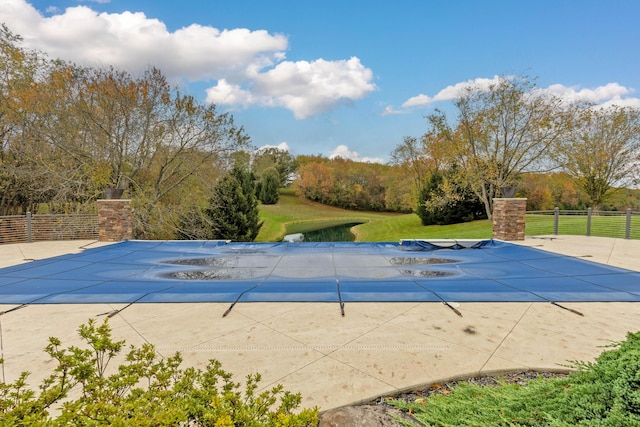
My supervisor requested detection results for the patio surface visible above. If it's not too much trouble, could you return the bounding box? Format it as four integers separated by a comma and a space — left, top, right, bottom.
0, 235, 639, 410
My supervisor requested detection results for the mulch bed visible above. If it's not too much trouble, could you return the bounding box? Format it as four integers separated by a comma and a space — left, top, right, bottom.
378, 370, 571, 406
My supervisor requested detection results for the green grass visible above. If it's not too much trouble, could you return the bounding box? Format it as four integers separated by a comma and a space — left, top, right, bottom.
353, 215, 492, 242
525, 213, 639, 239
257, 189, 492, 242
259, 191, 640, 242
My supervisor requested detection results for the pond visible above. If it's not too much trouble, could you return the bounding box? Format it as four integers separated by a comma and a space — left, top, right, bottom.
300, 222, 362, 242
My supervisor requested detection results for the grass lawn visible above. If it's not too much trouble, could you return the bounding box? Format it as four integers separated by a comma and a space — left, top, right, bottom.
526, 213, 639, 239
257, 189, 492, 242
259, 190, 639, 242
353, 214, 492, 241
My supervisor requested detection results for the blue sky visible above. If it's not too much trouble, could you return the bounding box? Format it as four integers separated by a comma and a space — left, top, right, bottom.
2, 0, 640, 162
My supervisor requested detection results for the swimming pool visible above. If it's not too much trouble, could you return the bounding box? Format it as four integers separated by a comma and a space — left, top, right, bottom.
0, 240, 638, 312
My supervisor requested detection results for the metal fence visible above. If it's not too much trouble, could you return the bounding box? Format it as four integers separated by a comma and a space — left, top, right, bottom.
0, 212, 98, 244
525, 208, 638, 240
1, 209, 638, 244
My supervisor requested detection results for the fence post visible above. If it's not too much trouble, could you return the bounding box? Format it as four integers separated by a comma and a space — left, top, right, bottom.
586, 207, 592, 237
26, 211, 33, 243
554, 207, 559, 235
626, 208, 632, 240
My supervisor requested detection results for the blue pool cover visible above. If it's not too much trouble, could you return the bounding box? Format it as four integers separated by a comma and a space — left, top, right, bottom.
0, 239, 639, 306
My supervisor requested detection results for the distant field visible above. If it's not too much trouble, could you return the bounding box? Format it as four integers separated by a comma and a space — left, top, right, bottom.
257, 190, 493, 242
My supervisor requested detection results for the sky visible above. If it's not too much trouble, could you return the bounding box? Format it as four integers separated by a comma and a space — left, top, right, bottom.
2, 0, 640, 163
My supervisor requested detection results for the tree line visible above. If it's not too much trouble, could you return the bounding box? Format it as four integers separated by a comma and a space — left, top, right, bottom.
292, 155, 415, 213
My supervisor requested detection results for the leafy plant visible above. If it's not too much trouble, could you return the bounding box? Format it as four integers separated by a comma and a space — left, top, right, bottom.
0, 318, 318, 426
390, 330, 640, 426
416, 168, 486, 226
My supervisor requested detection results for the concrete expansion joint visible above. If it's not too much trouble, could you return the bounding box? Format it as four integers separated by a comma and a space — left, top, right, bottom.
479, 302, 534, 372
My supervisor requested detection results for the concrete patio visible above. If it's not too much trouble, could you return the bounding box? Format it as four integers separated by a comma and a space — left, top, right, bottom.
0, 235, 639, 411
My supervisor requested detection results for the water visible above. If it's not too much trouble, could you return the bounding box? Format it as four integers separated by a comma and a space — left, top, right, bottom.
302, 222, 362, 242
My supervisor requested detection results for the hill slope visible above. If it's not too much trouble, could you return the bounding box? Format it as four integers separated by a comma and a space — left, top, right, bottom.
257, 190, 492, 242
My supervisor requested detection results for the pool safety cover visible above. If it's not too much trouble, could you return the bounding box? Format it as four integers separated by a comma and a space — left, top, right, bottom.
0, 239, 639, 305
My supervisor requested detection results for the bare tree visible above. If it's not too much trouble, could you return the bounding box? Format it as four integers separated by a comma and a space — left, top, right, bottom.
389, 136, 430, 191
556, 106, 640, 210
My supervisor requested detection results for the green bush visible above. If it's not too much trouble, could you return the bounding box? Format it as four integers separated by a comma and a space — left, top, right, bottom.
258, 167, 281, 205
0, 319, 318, 426
391, 330, 640, 426
416, 169, 486, 226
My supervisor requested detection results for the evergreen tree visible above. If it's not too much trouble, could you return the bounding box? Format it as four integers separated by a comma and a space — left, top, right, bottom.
258, 167, 280, 204
416, 168, 486, 226
205, 166, 263, 241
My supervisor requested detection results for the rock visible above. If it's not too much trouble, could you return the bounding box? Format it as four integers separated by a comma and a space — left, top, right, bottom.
318, 405, 413, 427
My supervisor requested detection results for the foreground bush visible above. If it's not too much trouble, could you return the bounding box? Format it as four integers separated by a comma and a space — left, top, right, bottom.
391, 330, 640, 426
0, 319, 318, 426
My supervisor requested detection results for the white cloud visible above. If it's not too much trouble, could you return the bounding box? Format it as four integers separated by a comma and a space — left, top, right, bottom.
328, 145, 384, 164
205, 79, 255, 107
402, 76, 504, 108
400, 77, 640, 111
256, 142, 290, 152
598, 96, 640, 109
380, 105, 407, 116
540, 82, 635, 105
0, 0, 288, 82
401, 94, 432, 108
208, 57, 376, 119
1, 0, 376, 119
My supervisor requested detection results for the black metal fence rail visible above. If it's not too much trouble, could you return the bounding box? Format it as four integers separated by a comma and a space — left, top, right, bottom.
0, 213, 98, 244
525, 208, 638, 240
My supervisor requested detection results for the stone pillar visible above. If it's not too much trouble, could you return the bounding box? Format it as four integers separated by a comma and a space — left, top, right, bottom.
492, 198, 527, 241
97, 199, 133, 242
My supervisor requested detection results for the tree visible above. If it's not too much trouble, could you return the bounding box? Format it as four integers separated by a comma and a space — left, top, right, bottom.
416, 167, 486, 225
389, 136, 430, 191
205, 166, 263, 241
556, 106, 640, 210
0, 27, 250, 233
258, 166, 280, 204
428, 75, 573, 219
0, 25, 51, 214
292, 161, 335, 204
252, 146, 297, 186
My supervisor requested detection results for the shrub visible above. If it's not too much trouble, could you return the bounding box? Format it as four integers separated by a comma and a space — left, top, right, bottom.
390, 330, 640, 426
258, 167, 281, 205
416, 170, 486, 226
0, 318, 318, 426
